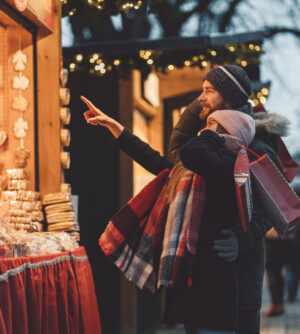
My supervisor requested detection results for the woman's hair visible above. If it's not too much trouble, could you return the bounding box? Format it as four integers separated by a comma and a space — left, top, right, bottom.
165, 123, 227, 203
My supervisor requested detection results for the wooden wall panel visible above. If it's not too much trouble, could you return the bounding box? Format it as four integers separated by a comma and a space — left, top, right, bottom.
157, 67, 208, 100
0, 10, 35, 188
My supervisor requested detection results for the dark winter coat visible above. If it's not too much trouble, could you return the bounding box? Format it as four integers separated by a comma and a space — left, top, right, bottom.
166, 130, 240, 330
167, 99, 290, 312
115, 128, 264, 330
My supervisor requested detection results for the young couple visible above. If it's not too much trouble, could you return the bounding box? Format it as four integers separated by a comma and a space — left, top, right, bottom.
82, 65, 289, 334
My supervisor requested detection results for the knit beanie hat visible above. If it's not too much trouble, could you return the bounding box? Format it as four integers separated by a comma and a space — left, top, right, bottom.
204, 65, 252, 108
206, 109, 256, 146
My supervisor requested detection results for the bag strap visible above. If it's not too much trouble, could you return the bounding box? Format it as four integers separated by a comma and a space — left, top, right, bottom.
241, 145, 261, 159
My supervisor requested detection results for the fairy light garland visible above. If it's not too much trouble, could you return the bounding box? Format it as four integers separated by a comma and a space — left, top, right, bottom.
61, 0, 145, 16
65, 42, 262, 76
250, 87, 269, 106
64, 41, 269, 103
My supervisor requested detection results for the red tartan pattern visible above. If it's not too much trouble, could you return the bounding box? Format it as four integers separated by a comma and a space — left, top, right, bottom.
99, 167, 206, 293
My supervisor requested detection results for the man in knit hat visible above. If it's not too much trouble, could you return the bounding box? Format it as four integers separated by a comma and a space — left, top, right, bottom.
168, 65, 279, 334
202, 65, 253, 112
169, 65, 255, 161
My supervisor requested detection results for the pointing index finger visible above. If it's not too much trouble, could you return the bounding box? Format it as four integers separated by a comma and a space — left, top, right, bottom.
81, 96, 95, 110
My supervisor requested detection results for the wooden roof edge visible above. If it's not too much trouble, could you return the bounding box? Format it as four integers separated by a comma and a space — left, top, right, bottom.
63, 30, 268, 57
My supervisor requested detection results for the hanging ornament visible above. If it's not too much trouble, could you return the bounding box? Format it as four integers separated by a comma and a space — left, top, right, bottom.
12, 50, 27, 71
12, 73, 29, 90
0, 130, 7, 147
15, 146, 30, 168
60, 68, 69, 88
14, 117, 28, 138
12, 95, 28, 112
13, 0, 27, 12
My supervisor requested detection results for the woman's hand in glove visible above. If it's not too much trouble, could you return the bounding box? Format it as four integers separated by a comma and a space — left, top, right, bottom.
213, 229, 239, 262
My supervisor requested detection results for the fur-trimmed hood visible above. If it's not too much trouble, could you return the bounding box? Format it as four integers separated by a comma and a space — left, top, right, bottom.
254, 112, 290, 137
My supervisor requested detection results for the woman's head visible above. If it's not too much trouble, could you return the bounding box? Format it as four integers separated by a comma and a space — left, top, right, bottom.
202, 109, 256, 146
165, 110, 255, 203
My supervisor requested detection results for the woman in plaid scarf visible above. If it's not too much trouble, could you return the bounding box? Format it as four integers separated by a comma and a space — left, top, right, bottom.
81, 94, 259, 334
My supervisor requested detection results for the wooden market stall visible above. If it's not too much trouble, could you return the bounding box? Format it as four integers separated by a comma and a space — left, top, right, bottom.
0, 1, 101, 333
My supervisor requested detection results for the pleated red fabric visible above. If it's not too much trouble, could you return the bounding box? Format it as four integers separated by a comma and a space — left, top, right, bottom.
0, 247, 101, 334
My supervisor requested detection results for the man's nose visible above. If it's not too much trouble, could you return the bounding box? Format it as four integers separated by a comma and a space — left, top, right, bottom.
198, 92, 206, 101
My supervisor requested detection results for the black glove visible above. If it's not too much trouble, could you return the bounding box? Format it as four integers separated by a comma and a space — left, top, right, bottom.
213, 229, 239, 262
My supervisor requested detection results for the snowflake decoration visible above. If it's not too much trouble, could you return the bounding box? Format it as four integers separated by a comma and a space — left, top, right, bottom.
14, 117, 29, 139
12, 95, 28, 112
12, 73, 29, 90
12, 50, 27, 71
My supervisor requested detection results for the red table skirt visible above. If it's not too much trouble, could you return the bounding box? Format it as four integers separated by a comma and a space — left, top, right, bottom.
0, 246, 101, 334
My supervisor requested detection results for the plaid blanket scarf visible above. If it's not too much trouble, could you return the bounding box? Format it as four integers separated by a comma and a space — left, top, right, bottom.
99, 167, 206, 293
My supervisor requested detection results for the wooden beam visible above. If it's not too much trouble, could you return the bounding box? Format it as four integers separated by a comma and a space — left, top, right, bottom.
63, 30, 266, 57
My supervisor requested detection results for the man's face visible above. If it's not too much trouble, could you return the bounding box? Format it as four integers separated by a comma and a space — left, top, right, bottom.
198, 80, 226, 121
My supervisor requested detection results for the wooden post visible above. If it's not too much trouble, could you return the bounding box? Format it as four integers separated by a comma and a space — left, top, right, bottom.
119, 74, 138, 334
36, 0, 61, 196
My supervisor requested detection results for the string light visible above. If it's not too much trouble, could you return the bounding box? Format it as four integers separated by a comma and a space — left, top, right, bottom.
69, 63, 76, 72
62, 0, 145, 16
65, 41, 266, 106
76, 54, 83, 62
250, 86, 270, 105
260, 96, 266, 104
95, 63, 105, 71
262, 88, 269, 95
